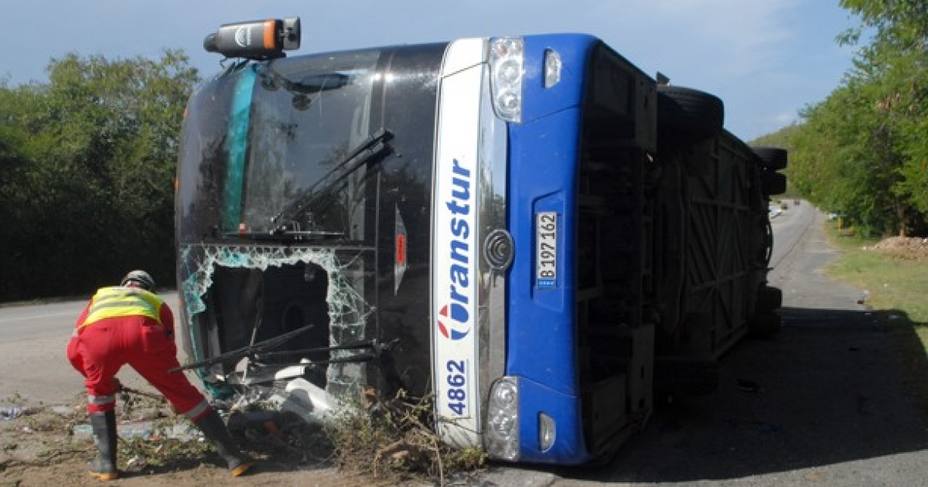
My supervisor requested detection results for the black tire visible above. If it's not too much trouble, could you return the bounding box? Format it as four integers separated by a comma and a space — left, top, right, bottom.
763, 219, 774, 266
757, 285, 782, 312
657, 85, 724, 140
752, 146, 788, 170
749, 312, 781, 338
763, 171, 786, 196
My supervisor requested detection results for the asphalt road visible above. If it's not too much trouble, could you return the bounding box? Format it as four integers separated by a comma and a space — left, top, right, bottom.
0, 292, 182, 403
3, 203, 927, 486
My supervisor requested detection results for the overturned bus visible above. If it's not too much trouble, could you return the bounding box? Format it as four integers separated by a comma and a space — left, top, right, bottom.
175, 25, 787, 465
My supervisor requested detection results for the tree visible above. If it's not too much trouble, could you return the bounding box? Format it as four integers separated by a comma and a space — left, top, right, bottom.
840, 0, 928, 235
755, 0, 928, 236
0, 51, 198, 300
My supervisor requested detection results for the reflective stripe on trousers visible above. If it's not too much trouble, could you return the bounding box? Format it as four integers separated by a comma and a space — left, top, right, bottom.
88, 394, 116, 406
183, 399, 211, 421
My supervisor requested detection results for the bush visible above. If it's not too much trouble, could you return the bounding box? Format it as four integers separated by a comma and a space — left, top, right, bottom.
0, 52, 198, 300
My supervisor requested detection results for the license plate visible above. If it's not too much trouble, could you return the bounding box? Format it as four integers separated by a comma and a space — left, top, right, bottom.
536, 212, 557, 288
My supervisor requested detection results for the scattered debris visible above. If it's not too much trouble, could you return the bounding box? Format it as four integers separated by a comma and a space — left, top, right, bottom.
49, 405, 75, 417
71, 420, 197, 442
118, 430, 213, 473
226, 408, 332, 467
273, 378, 344, 425
2, 385, 485, 485
863, 236, 928, 261
1, 407, 24, 421
325, 389, 486, 484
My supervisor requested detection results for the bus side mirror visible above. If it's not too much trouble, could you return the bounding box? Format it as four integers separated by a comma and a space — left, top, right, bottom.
204, 17, 301, 60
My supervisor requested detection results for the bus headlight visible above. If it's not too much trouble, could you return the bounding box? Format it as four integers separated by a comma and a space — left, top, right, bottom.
485, 376, 520, 461
489, 37, 524, 123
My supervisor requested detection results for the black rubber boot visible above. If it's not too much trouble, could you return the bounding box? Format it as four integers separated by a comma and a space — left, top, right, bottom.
194, 409, 254, 477
88, 410, 118, 481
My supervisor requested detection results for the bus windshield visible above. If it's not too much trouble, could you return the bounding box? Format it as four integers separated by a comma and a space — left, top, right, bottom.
244, 50, 380, 236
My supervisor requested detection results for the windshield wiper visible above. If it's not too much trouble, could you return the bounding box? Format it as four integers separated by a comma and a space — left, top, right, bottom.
269, 128, 392, 235
222, 229, 345, 242
252, 338, 400, 369
253, 337, 399, 360
169, 323, 315, 373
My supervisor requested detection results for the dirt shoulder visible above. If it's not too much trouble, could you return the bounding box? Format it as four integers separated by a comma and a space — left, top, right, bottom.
0, 387, 487, 487
0, 394, 389, 487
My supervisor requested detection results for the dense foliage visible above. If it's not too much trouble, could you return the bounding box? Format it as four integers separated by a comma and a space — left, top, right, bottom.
754, 0, 928, 236
0, 52, 198, 300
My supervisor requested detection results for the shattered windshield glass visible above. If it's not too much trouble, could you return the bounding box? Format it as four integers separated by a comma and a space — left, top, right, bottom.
174, 51, 384, 399
178, 244, 373, 398
176, 42, 444, 406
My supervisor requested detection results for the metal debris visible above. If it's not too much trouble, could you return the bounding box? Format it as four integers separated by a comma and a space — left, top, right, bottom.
0, 407, 24, 421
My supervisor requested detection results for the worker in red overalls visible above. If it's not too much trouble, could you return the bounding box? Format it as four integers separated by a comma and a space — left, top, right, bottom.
67, 270, 253, 480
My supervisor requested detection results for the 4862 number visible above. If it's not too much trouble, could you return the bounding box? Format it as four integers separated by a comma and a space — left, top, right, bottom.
446, 360, 467, 416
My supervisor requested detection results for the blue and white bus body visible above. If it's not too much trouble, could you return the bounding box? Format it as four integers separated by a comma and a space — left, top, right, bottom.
432, 34, 633, 464
177, 29, 777, 467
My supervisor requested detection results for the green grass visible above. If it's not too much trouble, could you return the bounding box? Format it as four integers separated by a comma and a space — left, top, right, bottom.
823, 222, 928, 344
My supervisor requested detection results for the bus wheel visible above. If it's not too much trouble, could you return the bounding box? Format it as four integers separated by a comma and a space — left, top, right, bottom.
763, 171, 787, 196
657, 85, 724, 140
749, 312, 782, 338
763, 219, 774, 266
752, 146, 788, 170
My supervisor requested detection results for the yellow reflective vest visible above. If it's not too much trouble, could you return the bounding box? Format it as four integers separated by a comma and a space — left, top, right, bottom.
79, 286, 164, 330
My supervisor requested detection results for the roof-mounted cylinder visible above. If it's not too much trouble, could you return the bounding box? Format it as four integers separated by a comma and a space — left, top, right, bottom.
204, 17, 301, 60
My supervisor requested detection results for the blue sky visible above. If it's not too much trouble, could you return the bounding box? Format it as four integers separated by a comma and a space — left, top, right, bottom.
1, 1, 860, 140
